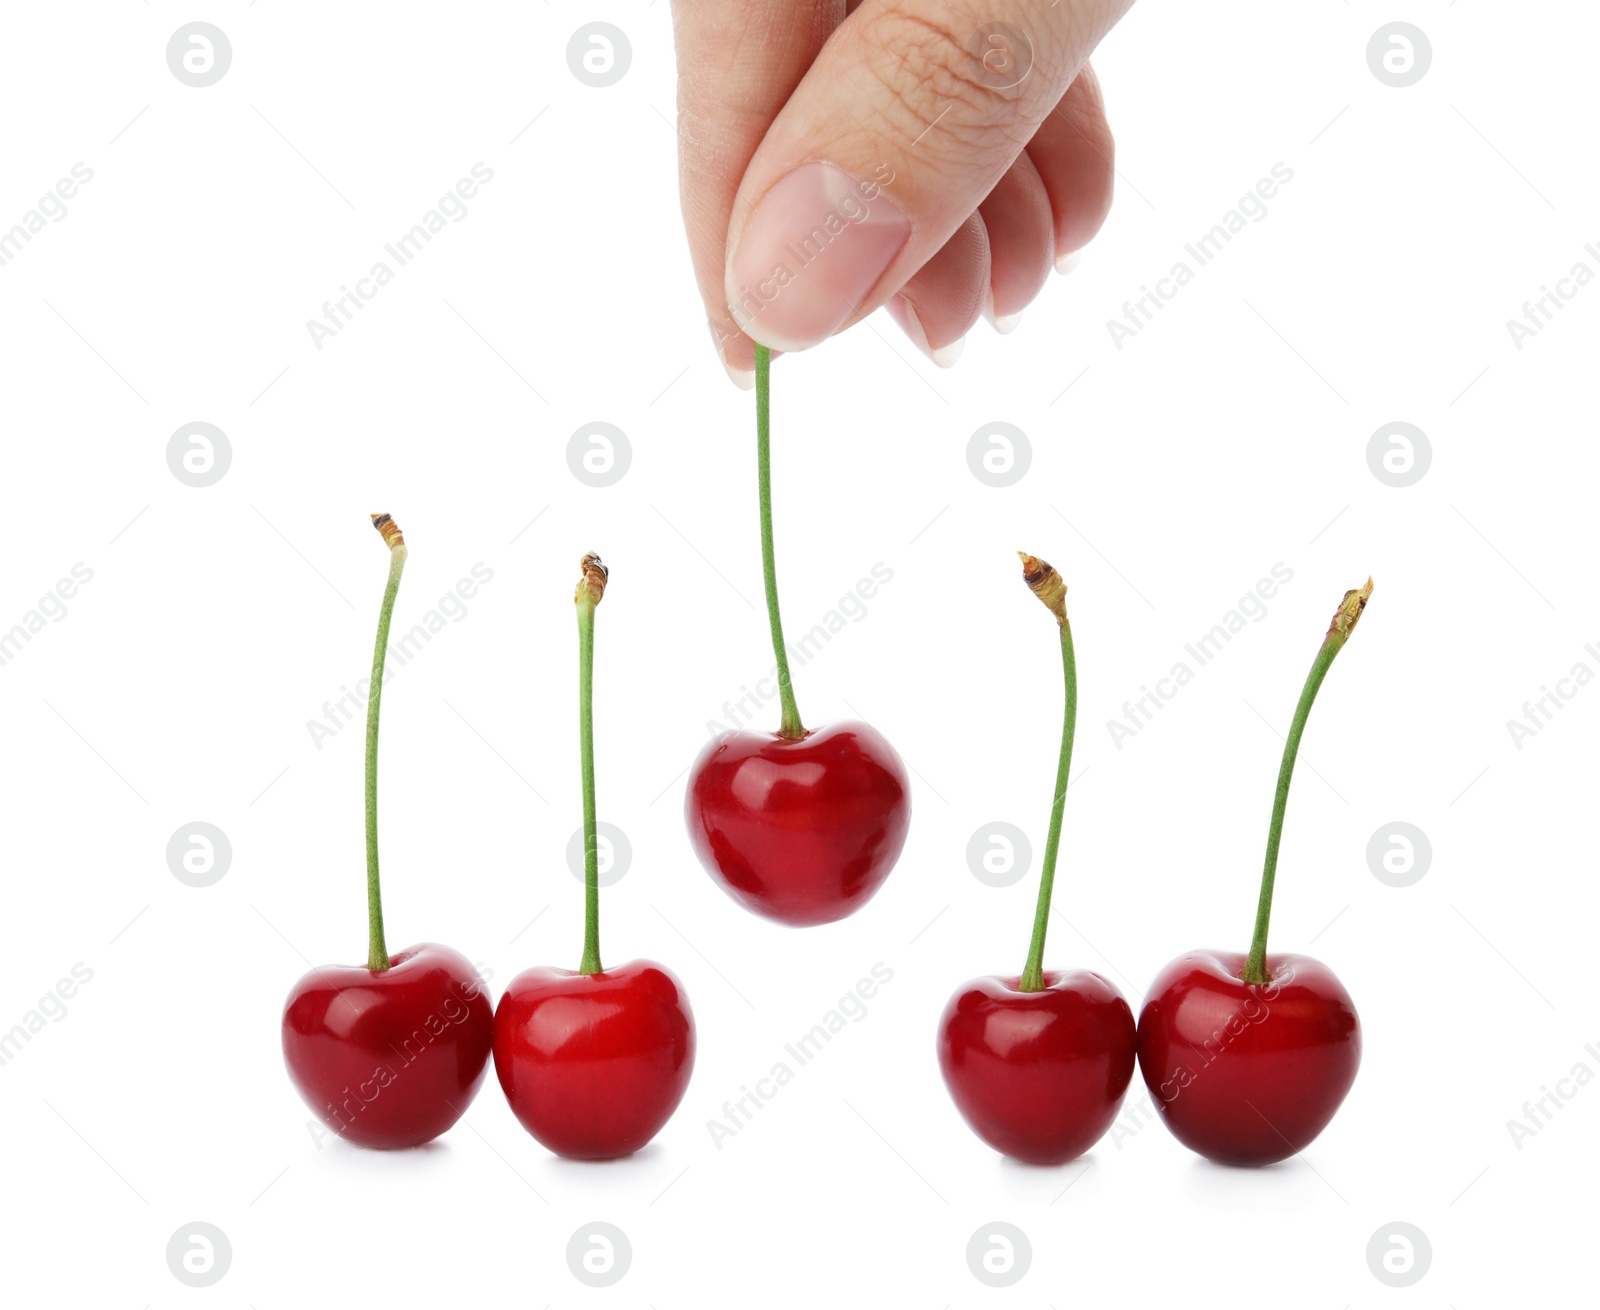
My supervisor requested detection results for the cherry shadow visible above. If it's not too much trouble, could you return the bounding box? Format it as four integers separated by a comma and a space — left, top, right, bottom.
546, 1141, 666, 1178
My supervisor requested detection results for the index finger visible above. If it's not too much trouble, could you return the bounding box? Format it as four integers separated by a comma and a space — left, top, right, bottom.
671, 0, 842, 384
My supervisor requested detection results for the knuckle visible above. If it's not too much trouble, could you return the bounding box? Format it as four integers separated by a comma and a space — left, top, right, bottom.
858, 10, 1030, 147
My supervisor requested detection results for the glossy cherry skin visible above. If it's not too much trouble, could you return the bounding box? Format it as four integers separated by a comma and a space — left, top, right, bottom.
937, 970, 1137, 1164
282, 942, 494, 1149
686, 720, 911, 926
492, 959, 695, 1160
1136, 950, 1361, 1166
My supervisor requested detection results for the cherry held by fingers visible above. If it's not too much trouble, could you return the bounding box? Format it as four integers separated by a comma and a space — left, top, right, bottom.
1137, 580, 1373, 1166
281, 515, 493, 1148
687, 720, 909, 926
686, 345, 910, 925
493, 555, 696, 1159
937, 555, 1135, 1164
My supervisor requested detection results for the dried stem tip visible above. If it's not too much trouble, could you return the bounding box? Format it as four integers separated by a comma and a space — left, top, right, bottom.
371, 513, 405, 551
1018, 552, 1068, 624
1325, 577, 1374, 645
575, 551, 609, 606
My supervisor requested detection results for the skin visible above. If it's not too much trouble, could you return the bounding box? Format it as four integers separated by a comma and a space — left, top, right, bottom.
670, 0, 1135, 376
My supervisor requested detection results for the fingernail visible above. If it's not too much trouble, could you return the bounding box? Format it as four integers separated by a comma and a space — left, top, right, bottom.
979, 289, 1030, 335
1055, 248, 1083, 276
981, 288, 1023, 335
726, 162, 911, 353
888, 295, 964, 368
708, 322, 754, 390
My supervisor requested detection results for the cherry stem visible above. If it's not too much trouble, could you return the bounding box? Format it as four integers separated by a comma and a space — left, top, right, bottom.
1241, 579, 1373, 985
1018, 554, 1076, 994
756, 345, 804, 739
365, 514, 407, 973
575, 553, 609, 976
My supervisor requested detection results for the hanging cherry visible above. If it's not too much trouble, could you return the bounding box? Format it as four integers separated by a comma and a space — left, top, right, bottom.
686, 345, 911, 925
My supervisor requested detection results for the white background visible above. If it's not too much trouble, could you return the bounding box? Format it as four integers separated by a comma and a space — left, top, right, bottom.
2, 2, 1595, 1304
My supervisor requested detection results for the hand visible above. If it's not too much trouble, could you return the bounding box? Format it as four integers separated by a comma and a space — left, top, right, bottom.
670, 0, 1134, 384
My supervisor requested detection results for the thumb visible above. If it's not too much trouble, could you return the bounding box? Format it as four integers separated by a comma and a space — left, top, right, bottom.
724, 0, 1131, 353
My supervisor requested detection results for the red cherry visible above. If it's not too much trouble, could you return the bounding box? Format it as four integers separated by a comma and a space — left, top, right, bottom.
1136, 950, 1360, 1165
686, 720, 910, 926
937, 555, 1134, 1163
689, 347, 911, 926
1136, 580, 1373, 1165
938, 971, 1136, 1164
280, 517, 492, 1150
493, 960, 695, 1160
495, 554, 695, 1158
282, 943, 493, 1149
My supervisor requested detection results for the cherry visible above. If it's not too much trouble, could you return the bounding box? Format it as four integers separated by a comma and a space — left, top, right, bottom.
1137, 580, 1372, 1166
493, 555, 696, 1159
281, 515, 493, 1148
937, 555, 1136, 1164
686, 344, 910, 925
939, 970, 1136, 1164
1136, 950, 1359, 1165
283, 944, 493, 1149
686, 721, 909, 926
494, 961, 694, 1160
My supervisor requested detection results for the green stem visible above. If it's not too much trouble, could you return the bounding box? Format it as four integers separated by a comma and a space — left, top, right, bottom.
575, 555, 608, 975
1241, 579, 1373, 985
756, 345, 804, 739
1019, 620, 1077, 993
1015, 553, 1075, 993
365, 515, 407, 972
